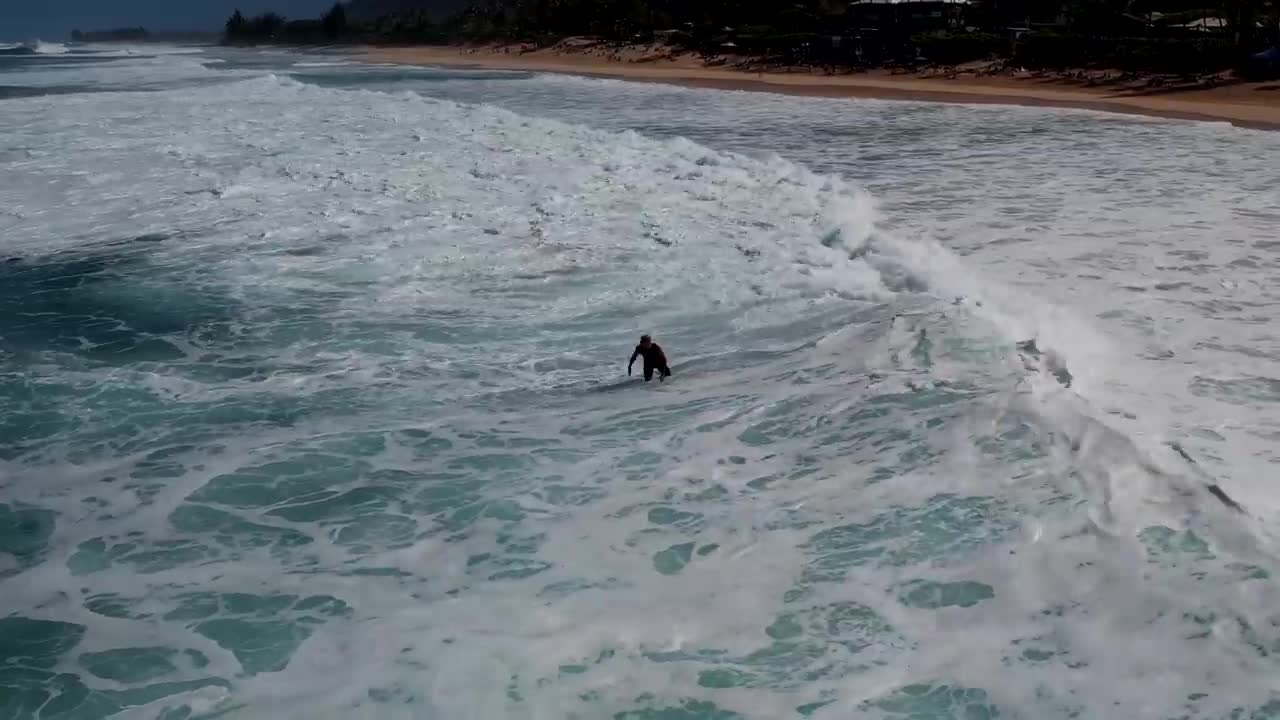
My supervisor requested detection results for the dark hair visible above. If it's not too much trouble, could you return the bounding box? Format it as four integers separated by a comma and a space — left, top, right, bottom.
640, 334, 651, 342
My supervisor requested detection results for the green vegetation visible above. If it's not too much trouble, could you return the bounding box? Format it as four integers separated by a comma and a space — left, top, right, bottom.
224, 2, 456, 44
220, 0, 1280, 76
72, 27, 150, 42
71, 27, 219, 43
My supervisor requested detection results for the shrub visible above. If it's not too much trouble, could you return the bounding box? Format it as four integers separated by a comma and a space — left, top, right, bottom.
913, 32, 1008, 65
1014, 32, 1243, 73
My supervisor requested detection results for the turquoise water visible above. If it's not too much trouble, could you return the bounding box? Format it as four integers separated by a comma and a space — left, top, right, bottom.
2, 42, 1280, 719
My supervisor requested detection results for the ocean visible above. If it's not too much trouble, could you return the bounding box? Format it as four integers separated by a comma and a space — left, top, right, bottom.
2, 41, 1280, 720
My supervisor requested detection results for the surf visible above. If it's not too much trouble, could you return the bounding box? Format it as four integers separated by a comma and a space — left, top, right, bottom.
1, 45, 1279, 720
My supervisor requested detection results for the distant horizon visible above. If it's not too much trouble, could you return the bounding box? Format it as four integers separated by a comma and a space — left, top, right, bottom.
1, 1, 334, 41
1, 28, 226, 43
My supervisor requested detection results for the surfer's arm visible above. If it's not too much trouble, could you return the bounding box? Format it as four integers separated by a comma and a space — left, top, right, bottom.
627, 348, 639, 375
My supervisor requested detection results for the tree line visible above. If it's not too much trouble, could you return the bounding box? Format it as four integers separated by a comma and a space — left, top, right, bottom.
222, 0, 1280, 75
224, 3, 454, 44
71, 27, 220, 43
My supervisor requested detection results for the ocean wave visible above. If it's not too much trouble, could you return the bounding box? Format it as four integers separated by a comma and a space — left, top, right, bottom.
0, 40, 70, 57
2, 53, 1279, 720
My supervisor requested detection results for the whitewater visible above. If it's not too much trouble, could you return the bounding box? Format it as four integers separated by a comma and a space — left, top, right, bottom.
1, 43, 1279, 720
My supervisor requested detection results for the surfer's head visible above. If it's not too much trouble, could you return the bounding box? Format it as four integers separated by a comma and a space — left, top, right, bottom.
639, 334, 652, 348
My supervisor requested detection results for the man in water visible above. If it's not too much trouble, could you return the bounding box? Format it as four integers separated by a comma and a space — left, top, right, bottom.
628, 334, 672, 382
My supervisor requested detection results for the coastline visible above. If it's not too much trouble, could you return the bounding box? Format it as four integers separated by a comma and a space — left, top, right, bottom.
361, 44, 1280, 131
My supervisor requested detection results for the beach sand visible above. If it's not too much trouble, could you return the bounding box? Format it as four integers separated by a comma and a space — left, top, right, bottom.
361, 43, 1280, 130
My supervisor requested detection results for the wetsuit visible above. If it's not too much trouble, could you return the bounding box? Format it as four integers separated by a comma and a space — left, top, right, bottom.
629, 343, 671, 382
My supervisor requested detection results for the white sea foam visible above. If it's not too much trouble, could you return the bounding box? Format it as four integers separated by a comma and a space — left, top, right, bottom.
1, 47, 1279, 720
30, 40, 71, 54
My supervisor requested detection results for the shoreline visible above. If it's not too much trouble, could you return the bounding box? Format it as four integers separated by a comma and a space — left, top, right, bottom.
360, 44, 1280, 131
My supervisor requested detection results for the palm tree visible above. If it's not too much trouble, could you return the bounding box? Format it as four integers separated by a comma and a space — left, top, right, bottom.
225, 9, 248, 38
322, 3, 349, 37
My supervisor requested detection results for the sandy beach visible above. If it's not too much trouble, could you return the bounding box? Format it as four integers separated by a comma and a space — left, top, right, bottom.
363, 43, 1280, 130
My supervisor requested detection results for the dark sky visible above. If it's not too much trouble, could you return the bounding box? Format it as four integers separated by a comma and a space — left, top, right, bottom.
2, 0, 335, 40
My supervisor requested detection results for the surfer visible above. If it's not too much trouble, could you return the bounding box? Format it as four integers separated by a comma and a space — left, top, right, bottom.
628, 334, 672, 382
